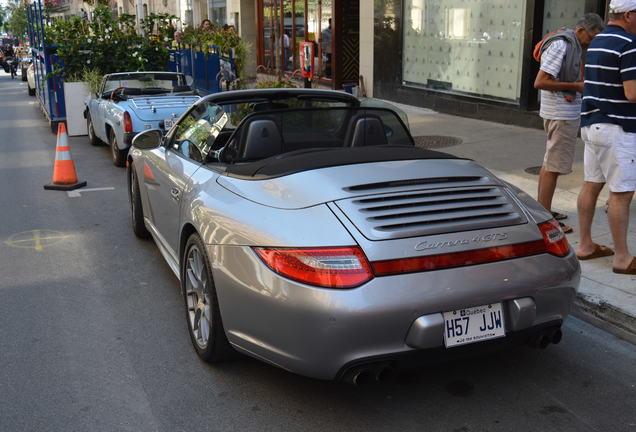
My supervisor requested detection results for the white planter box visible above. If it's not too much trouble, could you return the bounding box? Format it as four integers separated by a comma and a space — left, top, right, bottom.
63, 81, 90, 136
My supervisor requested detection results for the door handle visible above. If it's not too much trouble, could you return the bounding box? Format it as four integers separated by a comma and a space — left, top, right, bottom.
170, 187, 181, 201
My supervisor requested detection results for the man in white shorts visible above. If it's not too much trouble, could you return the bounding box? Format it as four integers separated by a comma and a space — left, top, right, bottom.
534, 13, 604, 234
577, 0, 636, 275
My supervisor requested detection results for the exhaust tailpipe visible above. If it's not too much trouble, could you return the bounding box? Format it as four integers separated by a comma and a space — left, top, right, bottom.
343, 362, 395, 386
374, 366, 395, 382
343, 368, 373, 386
528, 327, 562, 349
549, 328, 563, 345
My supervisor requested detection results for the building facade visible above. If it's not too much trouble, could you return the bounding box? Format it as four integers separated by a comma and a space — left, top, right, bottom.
181, 0, 239, 28
366, 0, 610, 127
49, 0, 615, 128
113, 0, 179, 19
252, 0, 360, 90
244, 1, 614, 127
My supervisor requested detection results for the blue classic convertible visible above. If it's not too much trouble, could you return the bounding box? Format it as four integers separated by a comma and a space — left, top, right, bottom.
85, 71, 200, 167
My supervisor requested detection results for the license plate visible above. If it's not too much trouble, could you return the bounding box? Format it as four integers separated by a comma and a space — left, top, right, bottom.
164, 118, 174, 130
443, 303, 505, 348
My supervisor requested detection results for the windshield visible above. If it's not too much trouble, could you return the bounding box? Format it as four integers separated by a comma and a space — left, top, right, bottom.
169, 96, 366, 163
103, 73, 189, 95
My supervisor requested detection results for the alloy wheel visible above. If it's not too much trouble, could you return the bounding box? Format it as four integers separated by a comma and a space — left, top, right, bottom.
185, 245, 212, 349
110, 133, 118, 161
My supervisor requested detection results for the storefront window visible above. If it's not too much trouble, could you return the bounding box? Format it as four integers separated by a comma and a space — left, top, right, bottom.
209, 0, 227, 26
262, 0, 280, 71
289, 2, 305, 71
402, 0, 527, 102
259, 0, 332, 79
542, 0, 598, 35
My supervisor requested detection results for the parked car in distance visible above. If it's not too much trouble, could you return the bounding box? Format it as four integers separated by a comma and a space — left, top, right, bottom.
85, 71, 199, 167
26, 63, 35, 96
128, 88, 580, 383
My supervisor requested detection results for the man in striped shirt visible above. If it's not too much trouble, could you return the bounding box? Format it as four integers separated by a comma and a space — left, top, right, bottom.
534, 14, 604, 234
578, 0, 636, 275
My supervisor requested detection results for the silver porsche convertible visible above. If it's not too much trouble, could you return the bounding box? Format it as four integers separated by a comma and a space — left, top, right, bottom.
127, 89, 580, 382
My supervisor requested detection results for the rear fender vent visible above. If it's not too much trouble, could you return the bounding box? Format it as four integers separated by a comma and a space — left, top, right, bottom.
335, 185, 526, 240
344, 176, 487, 192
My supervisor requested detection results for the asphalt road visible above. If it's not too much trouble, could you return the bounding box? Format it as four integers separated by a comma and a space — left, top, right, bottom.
1, 71, 635, 432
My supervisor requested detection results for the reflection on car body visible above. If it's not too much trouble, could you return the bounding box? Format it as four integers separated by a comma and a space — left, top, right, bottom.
127, 88, 579, 382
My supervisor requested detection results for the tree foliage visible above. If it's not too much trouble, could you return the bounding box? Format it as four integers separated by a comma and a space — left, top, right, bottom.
5, 0, 28, 40
181, 25, 249, 80
46, 6, 177, 80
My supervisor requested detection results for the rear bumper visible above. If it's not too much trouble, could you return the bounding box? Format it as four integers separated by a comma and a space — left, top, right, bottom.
211, 245, 580, 380
335, 320, 563, 381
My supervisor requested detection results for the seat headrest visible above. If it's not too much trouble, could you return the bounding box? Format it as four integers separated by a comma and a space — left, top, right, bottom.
348, 115, 388, 147
240, 119, 283, 160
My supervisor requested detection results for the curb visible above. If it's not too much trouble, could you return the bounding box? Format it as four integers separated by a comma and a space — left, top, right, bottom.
573, 294, 636, 345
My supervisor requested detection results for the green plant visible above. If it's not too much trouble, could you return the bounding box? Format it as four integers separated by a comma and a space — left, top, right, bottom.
140, 13, 177, 42
81, 67, 104, 96
255, 79, 297, 89
181, 25, 249, 81
46, 5, 180, 81
46, 16, 91, 80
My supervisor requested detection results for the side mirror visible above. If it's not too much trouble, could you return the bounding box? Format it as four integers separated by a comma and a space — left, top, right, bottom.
132, 129, 163, 150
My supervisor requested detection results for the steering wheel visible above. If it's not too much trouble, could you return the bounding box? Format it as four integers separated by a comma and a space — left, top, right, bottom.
110, 86, 125, 100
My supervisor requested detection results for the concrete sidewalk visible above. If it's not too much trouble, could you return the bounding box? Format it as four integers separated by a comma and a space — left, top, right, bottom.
383, 100, 636, 344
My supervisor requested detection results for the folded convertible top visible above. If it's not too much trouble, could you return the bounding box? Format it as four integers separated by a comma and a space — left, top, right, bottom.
224, 145, 464, 180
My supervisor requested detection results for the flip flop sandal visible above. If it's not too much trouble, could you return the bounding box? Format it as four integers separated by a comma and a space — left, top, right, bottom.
613, 258, 636, 275
551, 211, 568, 220
558, 221, 573, 234
577, 244, 614, 260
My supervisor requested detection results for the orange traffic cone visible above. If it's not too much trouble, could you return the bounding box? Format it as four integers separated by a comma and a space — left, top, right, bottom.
44, 123, 87, 191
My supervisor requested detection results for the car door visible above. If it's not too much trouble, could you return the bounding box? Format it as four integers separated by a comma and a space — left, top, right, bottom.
142, 102, 222, 258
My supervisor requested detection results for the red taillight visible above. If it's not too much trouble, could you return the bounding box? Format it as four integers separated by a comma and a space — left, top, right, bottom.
372, 241, 547, 276
538, 219, 570, 257
123, 111, 133, 133
254, 246, 374, 289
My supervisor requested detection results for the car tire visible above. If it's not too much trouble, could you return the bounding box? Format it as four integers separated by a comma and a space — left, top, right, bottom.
130, 166, 150, 239
109, 129, 127, 167
182, 233, 235, 363
87, 116, 101, 146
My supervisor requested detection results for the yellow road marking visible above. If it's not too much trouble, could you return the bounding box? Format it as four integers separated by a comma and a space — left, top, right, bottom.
8, 235, 72, 244
34, 230, 42, 251
4, 230, 73, 251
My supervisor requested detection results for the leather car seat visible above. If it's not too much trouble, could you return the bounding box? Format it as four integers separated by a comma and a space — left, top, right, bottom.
240, 119, 284, 160
346, 115, 388, 147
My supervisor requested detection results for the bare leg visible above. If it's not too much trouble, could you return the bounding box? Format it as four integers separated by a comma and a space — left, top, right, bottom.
537, 167, 559, 212
607, 190, 635, 269
576, 181, 605, 257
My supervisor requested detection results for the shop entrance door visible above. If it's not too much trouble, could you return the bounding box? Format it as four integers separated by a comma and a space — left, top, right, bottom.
257, 0, 360, 89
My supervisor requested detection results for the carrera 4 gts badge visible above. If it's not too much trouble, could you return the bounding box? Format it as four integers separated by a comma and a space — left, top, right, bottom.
415, 233, 509, 251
